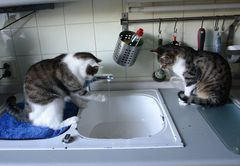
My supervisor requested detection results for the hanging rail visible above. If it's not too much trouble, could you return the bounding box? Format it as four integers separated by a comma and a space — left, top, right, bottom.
0, 3, 54, 31
0, 11, 35, 31
121, 13, 240, 30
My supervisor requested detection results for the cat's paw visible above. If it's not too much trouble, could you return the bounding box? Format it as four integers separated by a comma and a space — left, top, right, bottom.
69, 116, 79, 124
58, 116, 79, 129
178, 91, 187, 106
94, 94, 106, 102
177, 91, 185, 99
178, 98, 188, 106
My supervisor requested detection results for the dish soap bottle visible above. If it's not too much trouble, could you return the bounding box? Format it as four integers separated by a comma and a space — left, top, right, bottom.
129, 28, 144, 47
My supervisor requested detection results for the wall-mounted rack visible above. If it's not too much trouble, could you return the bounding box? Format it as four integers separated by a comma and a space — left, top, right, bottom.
0, 3, 54, 13
121, 13, 240, 30
128, 3, 240, 13
121, 13, 240, 64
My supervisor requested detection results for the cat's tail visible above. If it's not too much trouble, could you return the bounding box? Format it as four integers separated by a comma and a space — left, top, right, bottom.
177, 91, 225, 106
1, 96, 30, 122
0, 96, 17, 115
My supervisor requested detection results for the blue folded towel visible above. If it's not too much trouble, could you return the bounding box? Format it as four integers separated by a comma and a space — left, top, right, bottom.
0, 102, 79, 140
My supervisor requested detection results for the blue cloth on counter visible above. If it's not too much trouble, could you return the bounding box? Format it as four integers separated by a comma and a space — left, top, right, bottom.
0, 102, 79, 140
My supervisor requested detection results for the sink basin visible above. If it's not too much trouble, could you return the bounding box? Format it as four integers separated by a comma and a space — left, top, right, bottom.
78, 92, 164, 139
0, 89, 183, 150
77, 89, 183, 149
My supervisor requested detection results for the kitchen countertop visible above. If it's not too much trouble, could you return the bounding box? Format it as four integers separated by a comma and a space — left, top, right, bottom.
0, 83, 240, 166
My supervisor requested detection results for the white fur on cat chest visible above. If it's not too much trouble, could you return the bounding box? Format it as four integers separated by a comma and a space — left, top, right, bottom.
172, 57, 186, 80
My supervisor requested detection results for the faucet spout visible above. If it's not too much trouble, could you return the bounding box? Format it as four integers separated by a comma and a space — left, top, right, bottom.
83, 74, 114, 90
92, 74, 114, 82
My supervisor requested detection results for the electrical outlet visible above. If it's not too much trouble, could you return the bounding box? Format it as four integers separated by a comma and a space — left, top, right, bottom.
0, 59, 19, 85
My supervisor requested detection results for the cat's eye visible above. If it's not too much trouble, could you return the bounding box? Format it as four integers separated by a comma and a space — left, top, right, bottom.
160, 56, 169, 62
164, 56, 170, 60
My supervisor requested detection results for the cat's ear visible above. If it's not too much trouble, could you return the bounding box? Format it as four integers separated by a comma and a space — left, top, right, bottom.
90, 62, 104, 70
91, 62, 100, 67
150, 48, 157, 52
96, 58, 102, 63
150, 46, 165, 55
89, 57, 102, 68
150, 48, 158, 55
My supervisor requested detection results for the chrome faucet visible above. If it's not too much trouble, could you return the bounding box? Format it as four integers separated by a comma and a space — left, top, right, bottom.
92, 74, 114, 82
83, 74, 114, 90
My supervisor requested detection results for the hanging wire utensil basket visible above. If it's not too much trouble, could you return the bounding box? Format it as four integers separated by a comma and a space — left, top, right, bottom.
113, 31, 144, 67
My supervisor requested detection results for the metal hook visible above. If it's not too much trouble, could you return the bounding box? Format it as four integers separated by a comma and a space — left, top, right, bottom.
201, 17, 204, 28
221, 18, 225, 31
174, 18, 178, 33
214, 16, 219, 31
158, 18, 162, 34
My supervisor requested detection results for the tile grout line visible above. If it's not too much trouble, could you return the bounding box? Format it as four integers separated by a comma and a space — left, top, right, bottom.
6, 14, 22, 85
8, 13, 17, 59
35, 11, 44, 61
62, 2, 70, 53
121, 0, 128, 81
182, 0, 185, 45
9, 13, 29, 84
152, 11, 155, 72
92, 0, 98, 57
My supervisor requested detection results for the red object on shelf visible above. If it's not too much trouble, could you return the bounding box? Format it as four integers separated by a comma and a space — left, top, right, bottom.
129, 28, 144, 46
136, 28, 144, 37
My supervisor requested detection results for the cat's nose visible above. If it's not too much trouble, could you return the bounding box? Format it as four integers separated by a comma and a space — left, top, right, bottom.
160, 64, 166, 69
159, 57, 165, 63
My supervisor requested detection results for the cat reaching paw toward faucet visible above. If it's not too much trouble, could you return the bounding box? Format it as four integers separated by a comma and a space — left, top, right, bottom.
3, 52, 107, 130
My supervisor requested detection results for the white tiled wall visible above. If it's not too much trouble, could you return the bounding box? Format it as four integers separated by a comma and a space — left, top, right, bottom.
66, 23, 95, 52
38, 26, 68, 54
12, 27, 41, 56
0, 0, 239, 86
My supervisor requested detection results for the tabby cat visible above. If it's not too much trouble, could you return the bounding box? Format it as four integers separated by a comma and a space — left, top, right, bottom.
4, 52, 105, 129
151, 44, 232, 106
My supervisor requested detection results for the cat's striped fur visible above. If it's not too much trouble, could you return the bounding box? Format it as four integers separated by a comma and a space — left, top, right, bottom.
151, 44, 232, 106
4, 52, 104, 129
